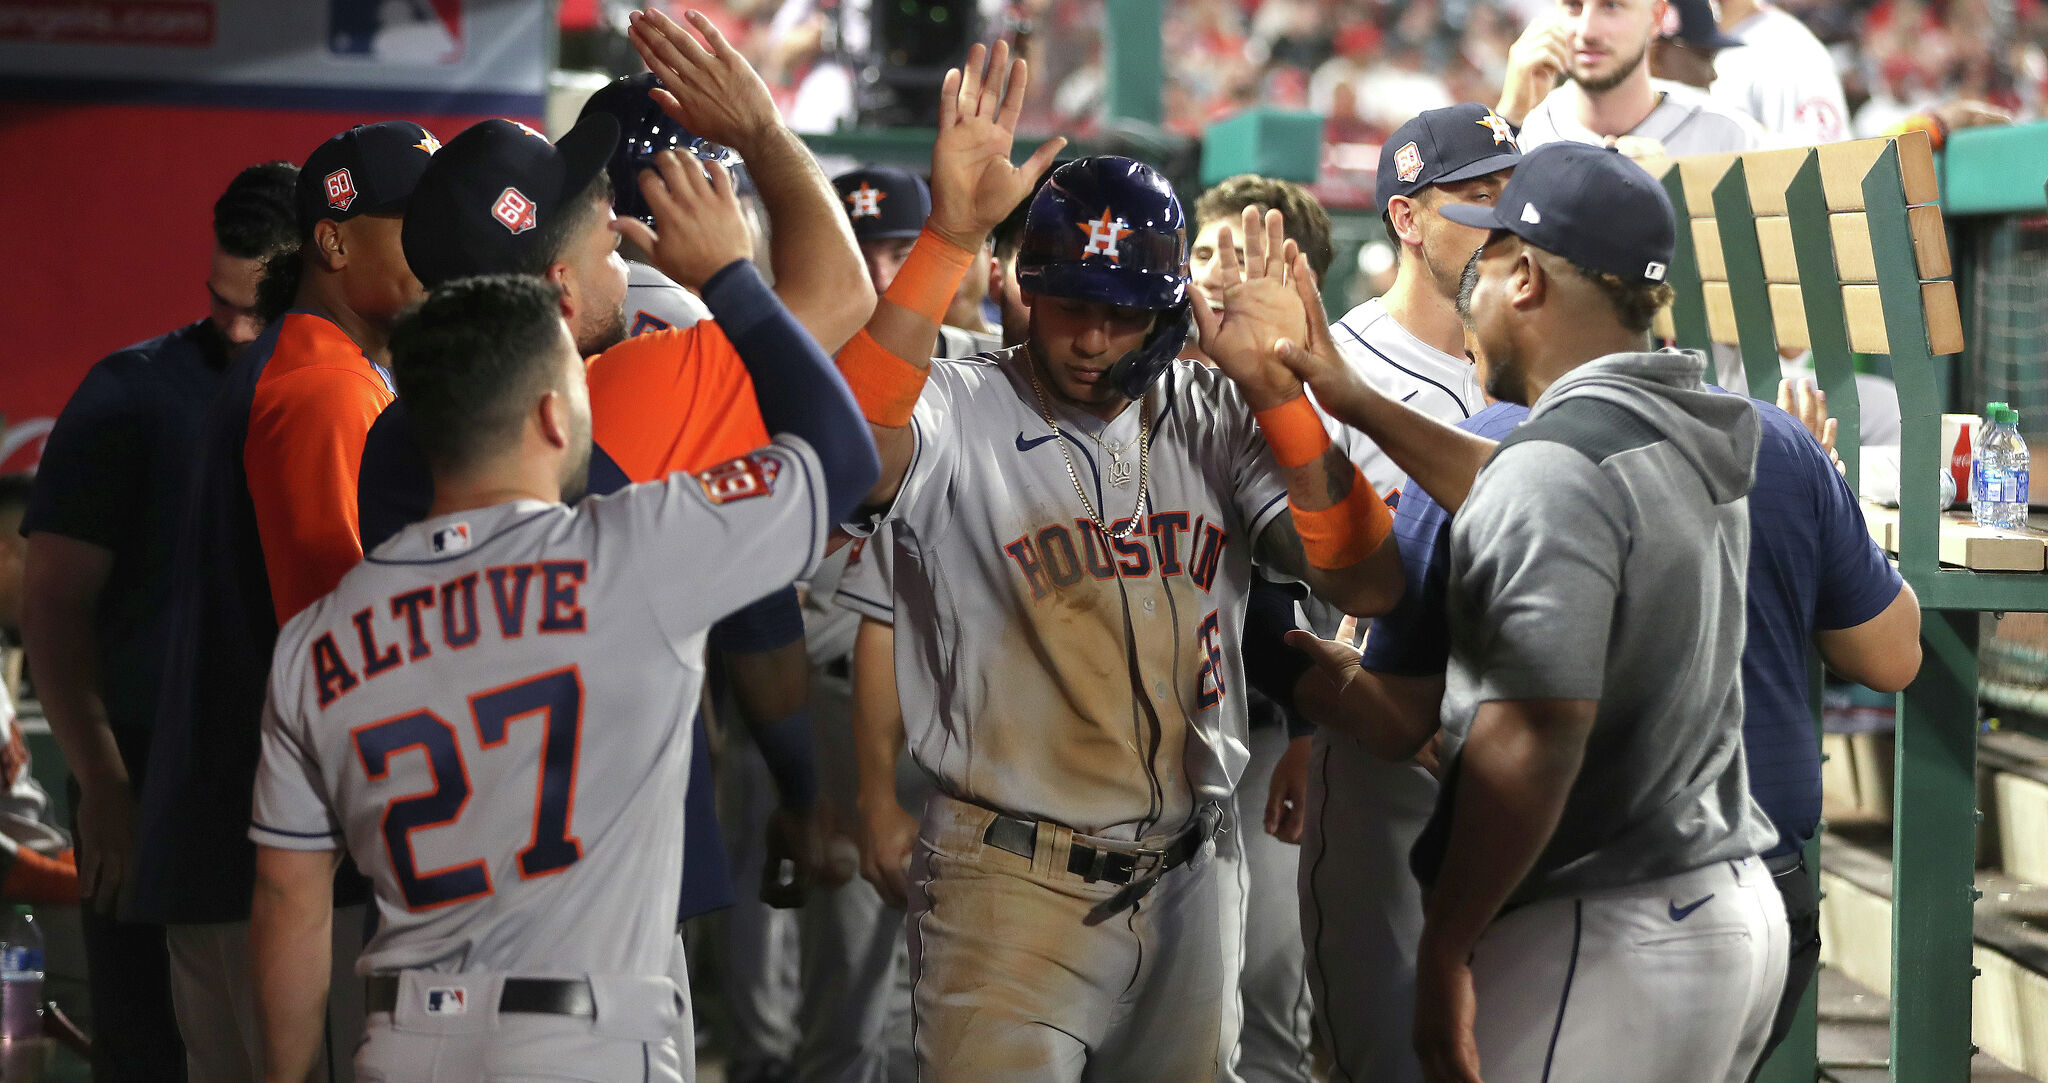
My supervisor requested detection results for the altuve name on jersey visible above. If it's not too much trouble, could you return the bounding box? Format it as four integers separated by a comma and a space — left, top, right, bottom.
1002, 511, 1229, 600
311, 561, 588, 709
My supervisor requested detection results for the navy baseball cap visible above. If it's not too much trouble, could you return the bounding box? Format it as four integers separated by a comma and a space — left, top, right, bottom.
1438, 142, 1677, 285
401, 114, 620, 290
834, 166, 931, 241
297, 121, 441, 235
1661, 0, 1746, 49
1376, 103, 1524, 209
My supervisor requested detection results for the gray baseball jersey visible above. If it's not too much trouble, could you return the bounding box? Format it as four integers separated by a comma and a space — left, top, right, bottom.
1517, 80, 1766, 157
866, 346, 1290, 841
251, 437, 829, 978
626, 260, 713, 337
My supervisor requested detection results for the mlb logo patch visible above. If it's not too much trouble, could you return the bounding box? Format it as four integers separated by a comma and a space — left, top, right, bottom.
846, 183, 886, 219
1644, 260, 1668, 282
698, 452, 783, 505
1394, 142, 1423, 184
1076, 208, 1132, 262
493, 187, 537, 234
424, 987, 468, 1015
431, 523, 472, 554
325, 168, 358, 211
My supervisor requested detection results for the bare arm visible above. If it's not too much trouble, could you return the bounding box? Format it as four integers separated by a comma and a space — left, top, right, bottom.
842, 41, 1065, 507
19, 533, 132, 914
1287, 627, 1447, 761
1414, 698, 1597, 1082
1275, 263, 1496, 513
1817, 580, 1922, 692
252, 845, 339, 1083
850, 618, 918, 909
627, 9, 873, 351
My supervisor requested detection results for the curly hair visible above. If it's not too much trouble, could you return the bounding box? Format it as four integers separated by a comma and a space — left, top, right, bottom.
1193, 175, 1336, 278
1572, 261, 1676, 334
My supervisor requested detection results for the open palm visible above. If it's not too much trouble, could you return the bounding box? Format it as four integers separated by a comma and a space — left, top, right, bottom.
1194, 208, 1315, 409
927, 40, 1067, 249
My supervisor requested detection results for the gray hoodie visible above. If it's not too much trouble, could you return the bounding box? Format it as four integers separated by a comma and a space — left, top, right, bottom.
1417, 349, 1779, 906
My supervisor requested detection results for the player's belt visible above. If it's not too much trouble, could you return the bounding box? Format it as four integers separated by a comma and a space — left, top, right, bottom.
364, 975, 596, 1018
982, 803, 1221, 887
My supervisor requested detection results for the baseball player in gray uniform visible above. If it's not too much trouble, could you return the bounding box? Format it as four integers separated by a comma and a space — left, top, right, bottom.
1278, 142, 1788, 1083
1298, 104, 1517, 1083
831, 43, 1398, 1082
245, 147, 879, 1081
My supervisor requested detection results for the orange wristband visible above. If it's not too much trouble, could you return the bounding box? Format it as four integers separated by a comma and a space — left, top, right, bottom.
836, 329, 928, 428
884, 229, 978, 322
1253, 395, 1333, 469
1291, 468, 1393, 570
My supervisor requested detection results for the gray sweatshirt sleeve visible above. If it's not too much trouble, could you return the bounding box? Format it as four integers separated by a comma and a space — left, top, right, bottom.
1453, 441, 1628, 703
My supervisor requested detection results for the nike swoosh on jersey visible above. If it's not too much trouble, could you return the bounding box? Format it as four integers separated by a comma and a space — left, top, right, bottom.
1668, 893, 1715, 921
1015, 432, 1060, 452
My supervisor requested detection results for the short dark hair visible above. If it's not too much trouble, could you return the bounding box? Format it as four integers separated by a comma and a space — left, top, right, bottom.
213, 162, 300, 260
506, 172, 613, 279
1193, 175, 1336, 277
390, 276, 569, 474
1570, 259, 1676, 334
0, 474, 30, 518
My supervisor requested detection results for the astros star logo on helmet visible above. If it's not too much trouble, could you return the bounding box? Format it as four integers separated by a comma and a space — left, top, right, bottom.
1478, 112, 1518, 149
846, 183, 886, 219
325, 168, 358, 211
1077, 208, 1133, 261
493, 188, 537, 234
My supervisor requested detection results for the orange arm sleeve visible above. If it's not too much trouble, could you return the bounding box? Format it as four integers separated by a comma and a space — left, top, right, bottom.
245, 365, 392, 624
587, 322, 769, 483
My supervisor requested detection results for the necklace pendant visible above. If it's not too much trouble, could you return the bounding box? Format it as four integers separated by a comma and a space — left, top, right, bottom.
1107, 458, 1134, 487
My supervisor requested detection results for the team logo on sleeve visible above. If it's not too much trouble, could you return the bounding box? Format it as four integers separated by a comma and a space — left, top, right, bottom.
845, 183, 886, 219
492, 187, 537, 234
1394, 142, 1423, 183
1078, 209, 1132, 261
424, 988, 468, 1015
325, 168, 358, 211
629, 310, 672, 336
698, 452, 784, 504
1477, 112, 1518, 149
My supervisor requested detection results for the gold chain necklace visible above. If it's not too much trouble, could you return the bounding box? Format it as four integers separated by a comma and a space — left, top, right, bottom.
1024, 362, 1151, 540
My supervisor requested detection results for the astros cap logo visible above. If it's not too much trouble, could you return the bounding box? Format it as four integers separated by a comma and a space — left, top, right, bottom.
1478, 111, 1518, 149
325, 168, 358, 211
846, 183, 886, 219
493, 187, 537, 234
1394, 142, 1423, 184
1077, 208, 1132, 261
414, 131, 443, 155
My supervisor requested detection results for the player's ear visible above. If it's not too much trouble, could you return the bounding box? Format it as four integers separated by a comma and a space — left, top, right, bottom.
536, 387, 572, 452
1511, 245, 1546, 312
546, 262, 578, 322
1387, 195, 1424, 250
312, 219, 347, 273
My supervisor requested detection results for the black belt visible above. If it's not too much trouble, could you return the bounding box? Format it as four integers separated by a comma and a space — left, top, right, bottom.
365, 975, 595, 1018
1764, 851, 1807, 877
982, 805, 1218, 886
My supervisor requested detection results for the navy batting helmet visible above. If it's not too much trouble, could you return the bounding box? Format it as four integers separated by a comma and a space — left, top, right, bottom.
578, 73, 743, 225
1015, 156, 1192, 399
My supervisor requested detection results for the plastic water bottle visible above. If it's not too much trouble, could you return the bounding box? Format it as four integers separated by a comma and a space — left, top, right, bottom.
1972, 405, 2031, 530
0, 905, 43, 1040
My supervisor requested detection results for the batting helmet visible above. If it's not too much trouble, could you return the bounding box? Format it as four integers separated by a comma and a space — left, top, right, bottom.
1015, 156, 1192, 399
577, 73, 743, 225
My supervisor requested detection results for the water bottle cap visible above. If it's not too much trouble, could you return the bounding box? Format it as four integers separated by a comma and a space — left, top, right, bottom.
1989, 401, 2009, 415
2003, 407, 2021, 424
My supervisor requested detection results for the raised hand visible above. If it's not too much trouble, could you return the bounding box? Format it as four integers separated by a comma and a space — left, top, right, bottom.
627, 9, 780, 152
614, 152, 754, 290
1274, 251, 1377, 413
926, 40, 1067, 251
1193, 207, 1315, 409
1778, 377, 1844, 476
1498, 13, 1569, 126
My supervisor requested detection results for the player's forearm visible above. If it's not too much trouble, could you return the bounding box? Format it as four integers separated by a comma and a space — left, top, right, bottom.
251, 847, 337, 1083
1420, 698, 1594, 957
1255, 425, 1396, 615
1294, 666, 1445, 761
19, 539, 128, 791
738, 123, 874, 352
1316, 376, 1496, 514
839, 233, 980, 506
699, 260, 880, 520
726, 638, 820, 810
851, 619, 907, 811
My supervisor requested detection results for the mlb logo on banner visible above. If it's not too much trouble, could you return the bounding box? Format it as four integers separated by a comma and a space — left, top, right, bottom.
493, 187, 536, 234
326, 168, 358, 211
425, 987, 468, 1015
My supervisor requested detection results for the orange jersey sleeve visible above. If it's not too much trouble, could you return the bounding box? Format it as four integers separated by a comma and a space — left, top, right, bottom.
245, 359, 393, 624
586, 320, 769, 484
